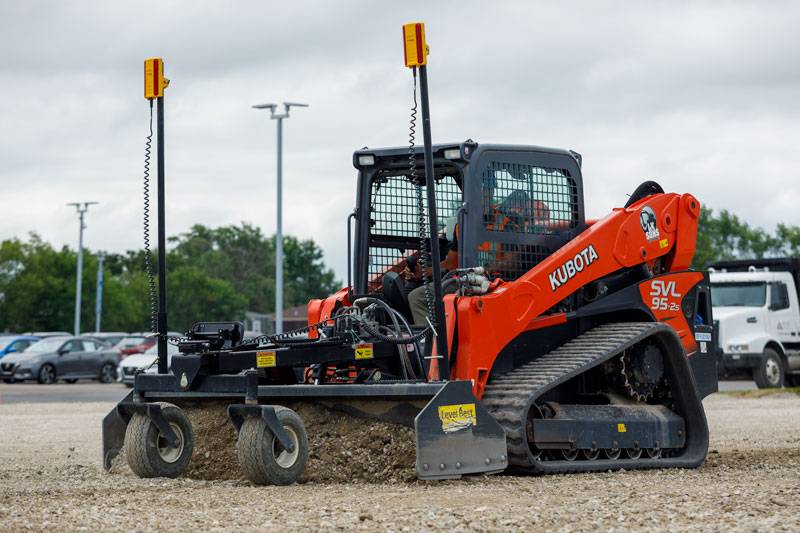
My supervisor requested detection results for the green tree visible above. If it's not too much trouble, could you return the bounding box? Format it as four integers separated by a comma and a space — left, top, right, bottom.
693, 207, 800, 268
170, 223, 339, 313
0, 224, 339, 334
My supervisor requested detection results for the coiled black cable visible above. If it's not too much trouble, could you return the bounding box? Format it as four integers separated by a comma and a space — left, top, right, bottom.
409, 68, 437, 332
142, 100, 157, 334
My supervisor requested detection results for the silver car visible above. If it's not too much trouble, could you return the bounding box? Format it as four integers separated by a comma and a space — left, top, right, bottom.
0, 336, 120, 384
117, 343, 178, 387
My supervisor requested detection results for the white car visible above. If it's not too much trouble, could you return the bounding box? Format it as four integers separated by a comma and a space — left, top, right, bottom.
117, 343, 179, 387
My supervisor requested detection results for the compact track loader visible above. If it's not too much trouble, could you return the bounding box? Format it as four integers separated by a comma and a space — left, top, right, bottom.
103, 23, 717, 484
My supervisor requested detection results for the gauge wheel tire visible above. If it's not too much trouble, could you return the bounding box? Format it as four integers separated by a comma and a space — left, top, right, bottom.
65, 379, 78, 384
37, 364, 56, 385
125, 402, 193, 478
236, 406, 309, 486
98, 363, 117, 384
754, 348, 784, 389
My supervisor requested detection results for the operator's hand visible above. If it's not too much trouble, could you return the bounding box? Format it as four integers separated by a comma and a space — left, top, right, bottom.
402, 264, 422, 281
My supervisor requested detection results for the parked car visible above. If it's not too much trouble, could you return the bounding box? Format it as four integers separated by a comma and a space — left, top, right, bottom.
118, 343, 179, 387
81, 331, 130, 347
24, 331, 72, 338
116, 335, 156, 356
710, 257, 800, 388
0, 336, 120, 384
115, 332, 183, 357
0, 335, 40, 359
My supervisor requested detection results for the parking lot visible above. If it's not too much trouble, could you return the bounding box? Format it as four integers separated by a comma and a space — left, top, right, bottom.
0, 380, 798, 531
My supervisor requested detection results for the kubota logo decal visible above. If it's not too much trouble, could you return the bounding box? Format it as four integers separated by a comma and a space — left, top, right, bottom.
548, 245, 599, 291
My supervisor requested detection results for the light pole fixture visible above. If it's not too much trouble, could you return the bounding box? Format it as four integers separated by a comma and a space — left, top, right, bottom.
95, 251, 105, 333
252, 101, 308, 334
67, 201, 98, 335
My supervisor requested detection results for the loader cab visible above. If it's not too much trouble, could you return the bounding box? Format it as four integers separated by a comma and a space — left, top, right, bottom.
352, 142, 586, 296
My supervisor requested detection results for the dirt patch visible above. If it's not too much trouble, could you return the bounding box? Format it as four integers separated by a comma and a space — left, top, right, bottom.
183, 402, 242, 481
108, 401, 416, 484
291, 402, 416, 484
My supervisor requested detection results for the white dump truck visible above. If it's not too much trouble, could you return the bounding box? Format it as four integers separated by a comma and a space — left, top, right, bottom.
709, 258, 800, 388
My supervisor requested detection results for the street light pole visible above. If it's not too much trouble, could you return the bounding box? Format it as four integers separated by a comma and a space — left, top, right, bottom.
67, 202, 98, 335
252, 101, 308, 334
95, 252, 105, 332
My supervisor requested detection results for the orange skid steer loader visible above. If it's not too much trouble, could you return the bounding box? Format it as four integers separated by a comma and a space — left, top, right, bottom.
102, 23, 717, 484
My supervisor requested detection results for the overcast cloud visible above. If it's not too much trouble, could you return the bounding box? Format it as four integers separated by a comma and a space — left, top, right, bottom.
1, 1, 798, 281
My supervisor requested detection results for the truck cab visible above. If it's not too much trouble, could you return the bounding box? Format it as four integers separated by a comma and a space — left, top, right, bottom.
709, 258, 800, 388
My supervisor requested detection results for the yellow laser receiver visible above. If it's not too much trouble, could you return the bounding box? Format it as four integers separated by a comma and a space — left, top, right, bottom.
144, 58, 169, 100
402, 22, 428, 68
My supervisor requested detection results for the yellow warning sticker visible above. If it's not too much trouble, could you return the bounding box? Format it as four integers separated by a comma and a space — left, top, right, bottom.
256, 351, 276, 368
438, 403, 477, 433
659, 238, 669, 249
617, 423, 627, 433
354, 343, 374, 360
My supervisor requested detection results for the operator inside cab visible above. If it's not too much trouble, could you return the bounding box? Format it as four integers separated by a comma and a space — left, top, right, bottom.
403, 185, 549, 326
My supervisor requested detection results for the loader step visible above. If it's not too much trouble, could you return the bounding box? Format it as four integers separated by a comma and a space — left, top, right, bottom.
482, 322, 709, 474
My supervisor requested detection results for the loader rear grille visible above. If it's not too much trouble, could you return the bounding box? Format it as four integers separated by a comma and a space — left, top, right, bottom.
368, 173, 461, 284
477, 244, 552, 282
477, 161, 578, 281
483, 162, 578, 233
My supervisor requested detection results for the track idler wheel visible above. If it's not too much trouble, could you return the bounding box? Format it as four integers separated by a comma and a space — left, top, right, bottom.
236, 406, 309, 485
124, 402, 193, 478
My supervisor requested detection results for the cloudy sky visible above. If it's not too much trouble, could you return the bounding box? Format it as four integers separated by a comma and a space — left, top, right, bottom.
1, 1, 798, 281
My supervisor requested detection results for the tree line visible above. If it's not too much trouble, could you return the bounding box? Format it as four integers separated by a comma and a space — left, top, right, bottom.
692, 207, 800, 269
0, 223, 339, 334
1, 211, 797, 334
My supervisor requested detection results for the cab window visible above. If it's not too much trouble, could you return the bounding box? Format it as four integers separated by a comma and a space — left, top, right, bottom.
10, 340, 30, 352
482, 162, 578, 234
61, 340, 84, 353
770, 282, 790, 311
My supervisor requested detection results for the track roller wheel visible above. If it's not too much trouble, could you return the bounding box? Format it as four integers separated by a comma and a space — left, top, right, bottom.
625, 447, 642, 460
561, 448, 579, 461
604, 448, 621, 460
125, 402, 193, 478
646, 448, 662, 459
236, 406, 308, 485
583, 448, 600, 460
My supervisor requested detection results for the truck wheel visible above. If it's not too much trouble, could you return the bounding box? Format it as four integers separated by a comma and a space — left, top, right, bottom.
236, 406, 308, 485
125, 402, 193, 478
754, 348, 783, 389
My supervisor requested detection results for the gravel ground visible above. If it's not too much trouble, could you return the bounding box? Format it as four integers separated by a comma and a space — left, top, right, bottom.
1, 393, 799, 532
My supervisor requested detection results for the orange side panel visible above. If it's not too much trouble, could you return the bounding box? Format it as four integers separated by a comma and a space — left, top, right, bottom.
638, 271, 704, 355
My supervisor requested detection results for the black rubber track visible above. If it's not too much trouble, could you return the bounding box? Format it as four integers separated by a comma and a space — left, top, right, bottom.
482, 322, 709, 474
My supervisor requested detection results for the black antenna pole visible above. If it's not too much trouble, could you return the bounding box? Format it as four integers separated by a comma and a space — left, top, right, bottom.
156, 94, 168, 374
418, 64, 449, 378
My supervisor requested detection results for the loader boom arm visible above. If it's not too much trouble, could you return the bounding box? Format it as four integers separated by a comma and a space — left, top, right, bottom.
453, 192, 701, 396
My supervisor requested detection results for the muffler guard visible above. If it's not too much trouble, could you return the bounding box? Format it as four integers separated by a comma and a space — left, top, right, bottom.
414, 381, 507, 479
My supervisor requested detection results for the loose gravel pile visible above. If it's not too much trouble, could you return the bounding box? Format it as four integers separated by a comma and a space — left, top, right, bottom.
1, 393, 799, 531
